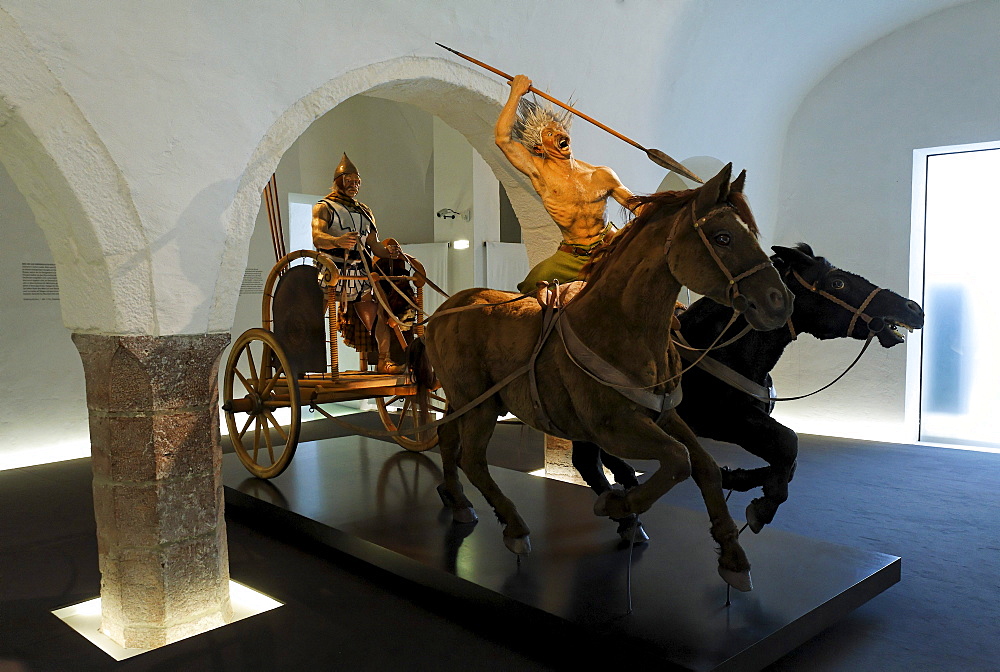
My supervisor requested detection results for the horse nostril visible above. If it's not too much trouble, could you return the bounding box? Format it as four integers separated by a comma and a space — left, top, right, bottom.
906, 300, 921, 314
767, 288, 786, 310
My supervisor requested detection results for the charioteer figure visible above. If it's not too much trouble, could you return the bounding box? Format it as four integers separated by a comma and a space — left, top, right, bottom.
312, 153, 413, 374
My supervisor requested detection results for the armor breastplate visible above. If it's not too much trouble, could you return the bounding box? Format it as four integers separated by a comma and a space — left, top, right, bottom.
320, 197, 375, 240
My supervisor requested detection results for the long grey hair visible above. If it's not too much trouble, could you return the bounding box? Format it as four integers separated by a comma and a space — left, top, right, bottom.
512, 96, 573, 152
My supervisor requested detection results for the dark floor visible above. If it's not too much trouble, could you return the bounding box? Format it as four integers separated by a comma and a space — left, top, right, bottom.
2, 414, 999, 671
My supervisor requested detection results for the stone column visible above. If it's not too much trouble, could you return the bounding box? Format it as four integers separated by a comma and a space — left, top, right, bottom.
73, 333, 233, 649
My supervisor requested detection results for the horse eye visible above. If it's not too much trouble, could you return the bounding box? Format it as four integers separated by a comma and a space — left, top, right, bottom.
831, 279, 845, 290
713, 233, 731, 247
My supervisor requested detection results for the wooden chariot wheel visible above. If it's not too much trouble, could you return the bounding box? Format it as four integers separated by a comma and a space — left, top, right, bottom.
222, 328, 301, 479
375, 384, 447, 452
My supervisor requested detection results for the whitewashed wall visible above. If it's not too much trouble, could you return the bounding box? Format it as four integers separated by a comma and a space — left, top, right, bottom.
0, 0, 986, 466
1, 0, 967, 333
0, 162, 88, 469
770, 0, 1000, 442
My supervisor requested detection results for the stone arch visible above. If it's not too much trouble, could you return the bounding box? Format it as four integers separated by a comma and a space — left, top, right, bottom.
0, 8, 152, 334
215, 56, 555, 327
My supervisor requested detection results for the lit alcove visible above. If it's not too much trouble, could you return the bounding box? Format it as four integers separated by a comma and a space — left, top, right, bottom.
223, 93, 528, 428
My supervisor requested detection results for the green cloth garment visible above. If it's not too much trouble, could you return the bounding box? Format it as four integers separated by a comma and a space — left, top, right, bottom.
517, 248, 590, 293
517, 225, 613, 293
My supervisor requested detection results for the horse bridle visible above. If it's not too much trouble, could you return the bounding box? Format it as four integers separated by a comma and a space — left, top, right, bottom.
676, 267, 889, 406
682, 202, 775, 313
789, 269, 886, 337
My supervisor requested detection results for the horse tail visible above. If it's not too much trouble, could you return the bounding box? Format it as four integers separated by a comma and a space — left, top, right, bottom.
407, 336, 437, 391
406, 336, 438, 443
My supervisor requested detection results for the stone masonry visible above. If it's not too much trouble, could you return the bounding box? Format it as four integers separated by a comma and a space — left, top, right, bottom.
73, 333, 233, 649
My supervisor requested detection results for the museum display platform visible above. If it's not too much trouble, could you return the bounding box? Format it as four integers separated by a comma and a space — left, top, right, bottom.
222, 436, 900, 672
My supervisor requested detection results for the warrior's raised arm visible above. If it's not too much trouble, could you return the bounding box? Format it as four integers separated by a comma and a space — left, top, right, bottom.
495, 75, 541, 178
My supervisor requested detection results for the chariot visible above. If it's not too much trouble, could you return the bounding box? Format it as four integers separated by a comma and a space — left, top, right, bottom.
222, 248, 446, 479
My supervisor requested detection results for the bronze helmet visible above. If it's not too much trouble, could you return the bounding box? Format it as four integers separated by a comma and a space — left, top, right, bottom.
334, 153, 359, 180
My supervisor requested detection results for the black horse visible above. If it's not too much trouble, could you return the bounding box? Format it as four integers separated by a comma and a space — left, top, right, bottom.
572, 243, 925, 537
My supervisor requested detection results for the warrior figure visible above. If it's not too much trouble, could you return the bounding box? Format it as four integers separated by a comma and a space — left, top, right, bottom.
312, 153, 410, 374
496, 75, 647, 539
495, 74, 636, 293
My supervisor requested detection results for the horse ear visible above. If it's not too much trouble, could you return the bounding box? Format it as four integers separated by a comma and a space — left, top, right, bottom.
771, 244, 815, 272
695, 162, 733, 216
731, 169, 747, 194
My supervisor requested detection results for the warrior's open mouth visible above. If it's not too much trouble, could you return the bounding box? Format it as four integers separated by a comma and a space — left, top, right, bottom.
558, 137, 570, 150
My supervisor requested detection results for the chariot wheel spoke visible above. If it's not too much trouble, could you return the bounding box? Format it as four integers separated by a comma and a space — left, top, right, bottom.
246, 347, 260, 389
252, 418, 262, 461
263, 410, 288, 441
259, 363, 284, 399
234, 367, 252, 393
262, 421, 276, 464
397, 397, 411, 424
237, 413, 254, 440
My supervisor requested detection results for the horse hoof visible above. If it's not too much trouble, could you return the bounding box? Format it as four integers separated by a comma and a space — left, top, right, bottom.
745, 501, 765, 534
504, 535, 531, 555
594, 491, 611, 516
719, 568, 753, 592
616, 516, 650, 544
438, 484, 477, 523
594, 489, 628, 519
436, 483, 455, 507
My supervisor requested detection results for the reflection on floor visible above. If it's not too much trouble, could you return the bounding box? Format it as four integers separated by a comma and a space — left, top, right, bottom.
223, 437, 899, 672
3, 413, 999, 671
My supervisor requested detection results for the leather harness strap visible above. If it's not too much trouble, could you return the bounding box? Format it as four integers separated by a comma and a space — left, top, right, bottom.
527, 285, 570, 434
689, 202, 774, 307
677, 268, 891, 404
673, 332, 772, 400
791, 270, 885, 337
557, 310, 683, 423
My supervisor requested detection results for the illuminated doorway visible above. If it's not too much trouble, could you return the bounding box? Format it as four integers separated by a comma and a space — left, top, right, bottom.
912, 142, 1000, 448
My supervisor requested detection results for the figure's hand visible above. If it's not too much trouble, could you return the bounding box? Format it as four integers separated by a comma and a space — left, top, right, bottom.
336, 232, 359, 249
510, 74, 532, 98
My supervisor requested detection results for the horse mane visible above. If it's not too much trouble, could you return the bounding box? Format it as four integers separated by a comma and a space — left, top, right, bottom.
576, 180, 764, 298
772, 242, 832, 278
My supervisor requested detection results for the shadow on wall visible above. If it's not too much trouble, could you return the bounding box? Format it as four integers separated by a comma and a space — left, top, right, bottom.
165, 179, 238, 334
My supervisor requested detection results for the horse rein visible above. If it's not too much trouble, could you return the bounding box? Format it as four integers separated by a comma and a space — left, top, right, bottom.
678, 267, 891, 404
790, 269, 886, 338
558, 202, 777, 398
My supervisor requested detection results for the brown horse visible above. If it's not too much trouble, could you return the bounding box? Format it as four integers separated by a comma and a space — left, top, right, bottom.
416, 164, 793, 591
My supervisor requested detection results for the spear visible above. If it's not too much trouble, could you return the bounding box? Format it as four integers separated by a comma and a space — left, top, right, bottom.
436, 42, 703, 183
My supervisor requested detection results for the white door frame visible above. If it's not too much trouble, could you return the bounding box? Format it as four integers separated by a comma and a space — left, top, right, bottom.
909, 140, 1000, 445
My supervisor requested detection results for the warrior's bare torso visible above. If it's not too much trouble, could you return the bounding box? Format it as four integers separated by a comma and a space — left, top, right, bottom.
495, 75, 633, 246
